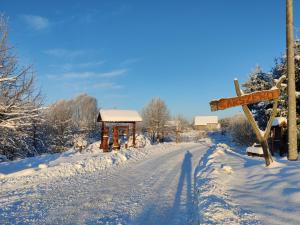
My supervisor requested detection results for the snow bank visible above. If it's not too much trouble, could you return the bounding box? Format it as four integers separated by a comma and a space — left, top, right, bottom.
0, 140, 184, 188
195, 142, 261, 224
196, 133, 300, 225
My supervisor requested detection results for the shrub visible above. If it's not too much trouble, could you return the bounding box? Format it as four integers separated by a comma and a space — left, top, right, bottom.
227, 115, 257, 145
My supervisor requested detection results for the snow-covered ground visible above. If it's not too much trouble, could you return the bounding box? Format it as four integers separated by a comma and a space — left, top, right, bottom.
0, 139, 210, 224
1, 133, 300, 225
195, 133, 300, 225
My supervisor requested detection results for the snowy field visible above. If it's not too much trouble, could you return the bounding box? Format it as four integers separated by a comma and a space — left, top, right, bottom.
1, 134, 300, 224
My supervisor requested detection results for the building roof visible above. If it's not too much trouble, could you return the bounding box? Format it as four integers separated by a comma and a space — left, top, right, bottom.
272, 117, 287, 127
97, 109, 143, 122
194, 116, 218, 126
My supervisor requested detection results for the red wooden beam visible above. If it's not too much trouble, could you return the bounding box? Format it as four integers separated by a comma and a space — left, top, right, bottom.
210, 89, 280, 111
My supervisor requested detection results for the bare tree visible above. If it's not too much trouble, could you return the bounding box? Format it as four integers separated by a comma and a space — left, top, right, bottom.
71, 94, 98, 132
45, 94, 98, 152
142, 97, 170, 143
45, 100, 74, 152
0, 16, 42, 159
0, 16, 41, 129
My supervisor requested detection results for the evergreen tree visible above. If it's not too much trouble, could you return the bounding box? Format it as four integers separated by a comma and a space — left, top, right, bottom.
242, 66, 274, 128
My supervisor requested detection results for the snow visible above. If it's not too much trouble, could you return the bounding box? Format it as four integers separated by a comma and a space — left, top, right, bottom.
195, 141, 261, 225
246, 143, 264, 155
272, 117, 287, 126
0, 141, 146, 184
1, 132, 300, 224
98, 109, 142, 122
194, 115, 218, 126
0, 139, 206, 224
195, 133, 300, 225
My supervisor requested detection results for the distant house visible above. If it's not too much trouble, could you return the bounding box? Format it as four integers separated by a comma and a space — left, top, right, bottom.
194, 116, 220, 130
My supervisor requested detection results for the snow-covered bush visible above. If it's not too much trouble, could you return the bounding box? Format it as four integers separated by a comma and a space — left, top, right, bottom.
73, 135, 88, 152
227, 114, 257, 145
128, 134, 151, 148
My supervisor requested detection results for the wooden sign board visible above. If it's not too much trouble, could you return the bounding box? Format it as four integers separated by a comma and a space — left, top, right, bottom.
210, 89, 280, 111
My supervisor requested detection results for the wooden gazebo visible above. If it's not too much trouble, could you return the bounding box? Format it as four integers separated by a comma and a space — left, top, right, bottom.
97, 109, 143, 152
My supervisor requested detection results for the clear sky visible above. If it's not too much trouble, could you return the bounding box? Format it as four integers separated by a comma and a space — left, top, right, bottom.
2, 0, 300, 120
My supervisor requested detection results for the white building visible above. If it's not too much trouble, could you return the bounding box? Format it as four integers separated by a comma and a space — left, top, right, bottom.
194, 116, 220, 130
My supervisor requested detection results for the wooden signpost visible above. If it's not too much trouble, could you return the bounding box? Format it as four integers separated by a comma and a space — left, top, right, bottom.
210, 89, 280, 111
209, 76, 286, 166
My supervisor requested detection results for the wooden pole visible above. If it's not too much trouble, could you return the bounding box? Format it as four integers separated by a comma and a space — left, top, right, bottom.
112, 126, 120, 150
100, 121, 104, 149
133, 122, 136, 147
234, 80, 273, 166
286, 0, 298, 160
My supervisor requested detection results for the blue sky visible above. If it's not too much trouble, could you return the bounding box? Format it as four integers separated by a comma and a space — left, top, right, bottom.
2, 0, 300, 120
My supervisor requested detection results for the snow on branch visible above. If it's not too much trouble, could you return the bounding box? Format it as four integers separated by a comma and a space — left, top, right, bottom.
0, 76, 17, 82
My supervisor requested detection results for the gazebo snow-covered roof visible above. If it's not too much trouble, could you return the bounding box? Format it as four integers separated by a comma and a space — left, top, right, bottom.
194, 116, 218, 126
97, 109, 142, 123
97, 109, 142, 151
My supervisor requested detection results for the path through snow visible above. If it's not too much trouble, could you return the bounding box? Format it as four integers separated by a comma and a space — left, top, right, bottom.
0, 143, 208, 224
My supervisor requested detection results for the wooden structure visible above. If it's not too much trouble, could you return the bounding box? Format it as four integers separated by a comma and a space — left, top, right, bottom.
210, 76, 286, 166
102, 127, 109, 152
210, 89, 280, 111
194, 116, 220, 131
97, 109, 142, 152
270, 117, 288, 156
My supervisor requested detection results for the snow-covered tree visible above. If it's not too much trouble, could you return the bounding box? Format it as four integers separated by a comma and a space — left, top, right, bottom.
242, 41, 300, 150
272, 46, 300, 124
71, 94, 98, 132
0, 16, 42, 159
142, 97, 170, 143
45, 94, 98, 152
242, 66, 274, 128
0, 17, 41, 129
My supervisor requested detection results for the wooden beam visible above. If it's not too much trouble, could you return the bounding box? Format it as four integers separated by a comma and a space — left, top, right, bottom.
100, 121, 104, 149
210, 89, 280, 111
133, 122, 136, 147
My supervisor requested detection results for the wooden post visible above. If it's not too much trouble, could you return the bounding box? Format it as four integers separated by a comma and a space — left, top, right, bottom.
102, 127, 109, 152
133, 122, 136, 147
286, 0, 298, 160
100, 121, 105, 149
209, 76, 286, 166
234, 79, 273, 166
112, 126, 120, 150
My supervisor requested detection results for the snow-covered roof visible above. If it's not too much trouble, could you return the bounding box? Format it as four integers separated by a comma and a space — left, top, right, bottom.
194, 116, 218, 126
272, 117, 287, 127
98, 109, 142, 122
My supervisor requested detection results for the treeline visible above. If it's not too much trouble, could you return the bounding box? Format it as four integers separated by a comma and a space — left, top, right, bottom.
0, 17, 99, 160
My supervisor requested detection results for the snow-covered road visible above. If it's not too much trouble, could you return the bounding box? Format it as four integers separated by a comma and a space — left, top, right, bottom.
0, 143, 208, 225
